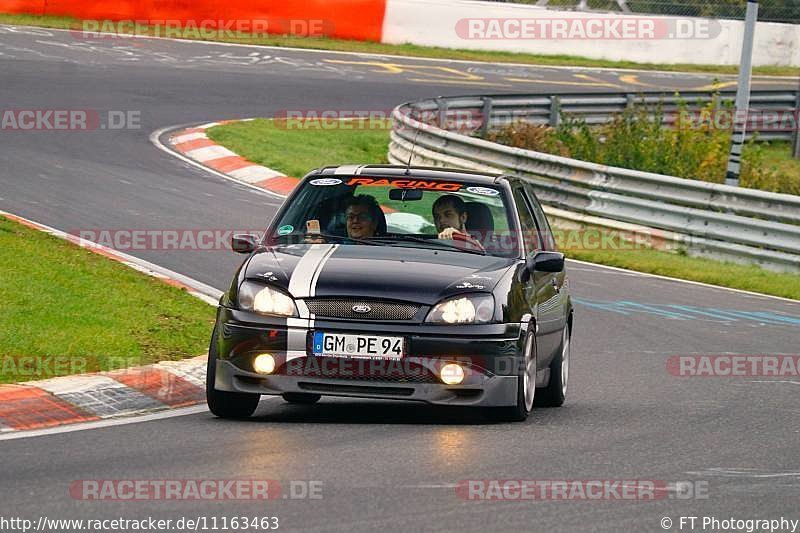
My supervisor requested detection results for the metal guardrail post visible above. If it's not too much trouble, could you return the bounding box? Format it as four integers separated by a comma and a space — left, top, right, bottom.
480, 97, 493, 138
793, 81, 800, 159
436, 98, 448, 128
725, 0, 759, 186
626, 94, 637, 109
549, 96, 561, 127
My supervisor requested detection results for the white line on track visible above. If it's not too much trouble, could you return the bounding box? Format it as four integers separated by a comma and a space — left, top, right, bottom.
0, 398, 282, 441
566, 259, 800, 305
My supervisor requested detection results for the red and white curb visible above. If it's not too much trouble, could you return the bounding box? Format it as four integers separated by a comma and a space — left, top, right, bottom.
0, 357, 207, 433
163, 120, 405, 216
168, 120, 299, 198
0, 210, 222, 434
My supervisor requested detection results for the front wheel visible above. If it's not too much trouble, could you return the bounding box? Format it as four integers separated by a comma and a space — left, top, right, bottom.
535, 323, 570, 407
206, 327, 260, 419
491, 332, 536, 422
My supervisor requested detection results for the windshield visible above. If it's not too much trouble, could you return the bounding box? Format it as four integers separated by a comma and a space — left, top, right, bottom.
267, 175, 520, 258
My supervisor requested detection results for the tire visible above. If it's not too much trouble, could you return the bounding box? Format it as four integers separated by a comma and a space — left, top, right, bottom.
206, 327, 260, 419
535, 323, 570, 408
492, 331, 536, 422
282, 393, 321, 405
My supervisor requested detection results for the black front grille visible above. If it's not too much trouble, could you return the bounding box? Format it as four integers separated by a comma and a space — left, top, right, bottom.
298, 383, 415, 396
304, 299, 420, 320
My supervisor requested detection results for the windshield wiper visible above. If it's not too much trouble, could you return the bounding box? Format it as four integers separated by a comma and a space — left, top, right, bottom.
369, 235, 486, 255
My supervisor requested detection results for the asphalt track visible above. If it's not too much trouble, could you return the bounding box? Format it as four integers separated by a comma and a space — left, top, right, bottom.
1, 25, 799, 533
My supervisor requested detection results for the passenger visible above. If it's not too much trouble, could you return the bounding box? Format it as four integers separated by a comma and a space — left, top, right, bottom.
432, 195, 485, 251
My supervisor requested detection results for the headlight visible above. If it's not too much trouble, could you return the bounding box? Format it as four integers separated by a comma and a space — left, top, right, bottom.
425, 294, 495, 324
238, 281, 297, 317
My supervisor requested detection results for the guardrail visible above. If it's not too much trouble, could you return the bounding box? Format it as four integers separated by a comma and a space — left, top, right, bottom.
389, 90, 800, 273
411, 90, 799, 141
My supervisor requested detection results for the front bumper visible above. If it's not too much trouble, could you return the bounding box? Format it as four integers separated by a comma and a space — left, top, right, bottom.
213, 307, 526, 407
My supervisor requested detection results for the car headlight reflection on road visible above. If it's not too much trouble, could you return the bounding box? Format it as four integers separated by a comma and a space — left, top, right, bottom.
238, 281, 298, 317
425, 294, 494, 324
253, 353, 276, 375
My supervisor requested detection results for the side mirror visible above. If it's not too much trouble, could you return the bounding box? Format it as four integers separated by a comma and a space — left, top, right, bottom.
231, 233, 260, 254
526, 251, 565, 273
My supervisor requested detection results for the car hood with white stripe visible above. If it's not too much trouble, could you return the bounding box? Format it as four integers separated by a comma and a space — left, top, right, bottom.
245, 244, 516, 305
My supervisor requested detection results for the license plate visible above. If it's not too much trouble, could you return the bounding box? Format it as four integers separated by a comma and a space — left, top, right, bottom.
312, 332, 404, 359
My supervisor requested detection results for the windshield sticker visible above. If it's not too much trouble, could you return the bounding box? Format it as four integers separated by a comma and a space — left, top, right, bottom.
466, 186, 500, 197
277, 224, 294, 235
345, 178, 462, 192
310, 178, 343, 186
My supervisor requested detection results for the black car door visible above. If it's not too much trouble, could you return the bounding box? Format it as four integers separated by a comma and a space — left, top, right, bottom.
523, 184, 568, 352
511, 184, 561, 364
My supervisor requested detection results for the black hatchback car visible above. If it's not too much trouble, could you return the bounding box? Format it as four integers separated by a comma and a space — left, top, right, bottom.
207, 165, 572, 421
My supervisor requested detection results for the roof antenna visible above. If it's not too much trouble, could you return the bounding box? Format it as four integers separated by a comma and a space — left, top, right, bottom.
405, 105, 422, 175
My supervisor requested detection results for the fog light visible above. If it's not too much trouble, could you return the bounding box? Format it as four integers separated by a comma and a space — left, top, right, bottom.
253, 353, 276, 375
440, 363, 465, 385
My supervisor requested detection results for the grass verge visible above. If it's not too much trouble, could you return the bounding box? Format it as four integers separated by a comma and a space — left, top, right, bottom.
487, 104, 800, 195
208, 118, 800, 300
206, 118, 390, 178
2, 13, 798, 76
0, 216, 215, 384
760, 142, 800, 178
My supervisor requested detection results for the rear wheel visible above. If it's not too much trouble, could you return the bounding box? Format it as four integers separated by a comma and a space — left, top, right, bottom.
535, 323, 570, 407
206, 327, 260, 419
282, 393, 321, 404
492, 332, 536, 422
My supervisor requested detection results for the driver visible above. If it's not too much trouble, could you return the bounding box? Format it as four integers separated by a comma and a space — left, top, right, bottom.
306, 194, 385, 243
345, 194, 384, 239
432, 195, 484, 251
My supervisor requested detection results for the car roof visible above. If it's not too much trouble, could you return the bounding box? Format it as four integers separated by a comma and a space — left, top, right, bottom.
309, 165, 506, 185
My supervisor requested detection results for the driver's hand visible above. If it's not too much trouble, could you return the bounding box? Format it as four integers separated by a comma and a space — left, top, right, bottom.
437, 227, 463, 240
304, 234, 326, 244
438, 227, 485, 252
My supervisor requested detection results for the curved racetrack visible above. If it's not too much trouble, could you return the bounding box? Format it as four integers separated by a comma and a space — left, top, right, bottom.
1, 25, 799, 532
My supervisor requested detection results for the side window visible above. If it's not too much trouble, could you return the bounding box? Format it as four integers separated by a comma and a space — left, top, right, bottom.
511, 187, 541, 253
523, 184, 556, 251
